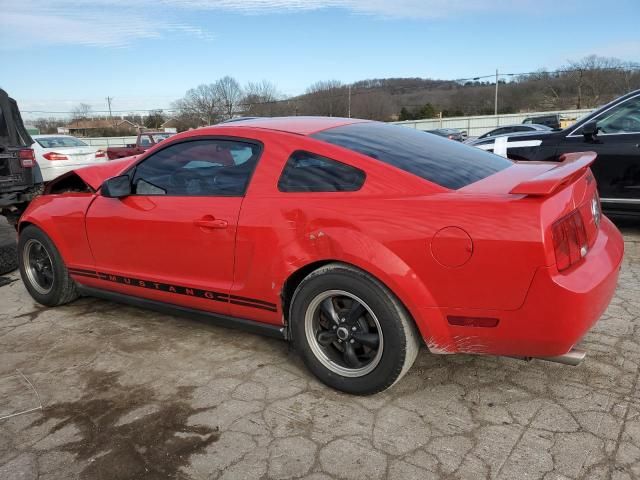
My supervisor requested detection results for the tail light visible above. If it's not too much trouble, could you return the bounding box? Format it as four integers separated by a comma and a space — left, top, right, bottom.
43, 152, 69, 161
18, 149, 35, 167
552, 209, 588, 271
95, 150, 106, 159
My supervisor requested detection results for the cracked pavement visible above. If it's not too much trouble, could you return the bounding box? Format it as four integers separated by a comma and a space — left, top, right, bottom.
0, 220, 639, 480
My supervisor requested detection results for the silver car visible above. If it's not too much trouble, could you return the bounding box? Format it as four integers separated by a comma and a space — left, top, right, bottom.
31, 135, 107, 182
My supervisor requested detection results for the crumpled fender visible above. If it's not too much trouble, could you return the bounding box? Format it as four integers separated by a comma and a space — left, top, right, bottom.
70, 156, 138, 191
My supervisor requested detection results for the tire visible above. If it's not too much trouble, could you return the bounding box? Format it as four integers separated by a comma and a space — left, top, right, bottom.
290, 263, 421, 395
0, 242, 18, 275
18, 225, 78, 306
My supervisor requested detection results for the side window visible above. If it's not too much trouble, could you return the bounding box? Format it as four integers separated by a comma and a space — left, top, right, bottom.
278, 151, 365, 192
131, 139, 261, 196
596, 96, 640, 134
138, 135, 152, 147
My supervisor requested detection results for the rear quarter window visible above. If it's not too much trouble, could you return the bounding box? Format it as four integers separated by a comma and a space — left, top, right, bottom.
312, 122, 511, 190
278, 151, 365, 192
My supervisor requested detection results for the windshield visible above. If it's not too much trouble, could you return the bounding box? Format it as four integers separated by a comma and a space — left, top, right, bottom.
35, 136, 88, 148
151, 133, 173, 143
313, 122, 512, 190
596, 95, 640, 134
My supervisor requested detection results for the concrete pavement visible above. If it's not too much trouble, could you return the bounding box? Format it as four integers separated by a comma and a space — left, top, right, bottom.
1, 221, 639, 479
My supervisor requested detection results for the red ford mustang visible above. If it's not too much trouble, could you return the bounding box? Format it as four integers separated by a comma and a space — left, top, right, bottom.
17, 117, 624, 394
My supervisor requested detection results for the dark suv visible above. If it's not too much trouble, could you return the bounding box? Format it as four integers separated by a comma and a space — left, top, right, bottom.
0, 89, 41, 273
468, 89, 640, 216
0, 88, 41, 226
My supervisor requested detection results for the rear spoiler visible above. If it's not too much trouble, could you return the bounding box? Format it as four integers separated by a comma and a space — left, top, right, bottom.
509, 151, 597, 196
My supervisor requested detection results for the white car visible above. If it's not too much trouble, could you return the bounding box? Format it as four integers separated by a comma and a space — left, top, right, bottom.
31, 135, 107, 182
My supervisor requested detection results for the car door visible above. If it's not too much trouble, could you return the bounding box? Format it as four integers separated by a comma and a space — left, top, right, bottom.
556, 93, 640, 204
84, 137, 262, 314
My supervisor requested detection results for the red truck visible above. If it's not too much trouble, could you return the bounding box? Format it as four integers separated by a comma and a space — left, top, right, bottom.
106, 131, 175, 160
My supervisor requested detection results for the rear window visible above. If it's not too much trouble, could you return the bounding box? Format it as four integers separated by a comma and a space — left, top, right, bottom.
312, 122, 512, 190
35, 137, 88, 148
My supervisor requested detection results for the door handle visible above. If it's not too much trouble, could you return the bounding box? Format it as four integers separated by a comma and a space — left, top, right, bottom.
194, 216, 228, 229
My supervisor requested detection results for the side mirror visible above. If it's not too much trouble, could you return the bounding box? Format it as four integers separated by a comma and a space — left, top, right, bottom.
582, 121, 599, 139
101, 175, 131, 198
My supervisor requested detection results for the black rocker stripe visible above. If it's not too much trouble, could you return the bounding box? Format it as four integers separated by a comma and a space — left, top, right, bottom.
67, 268, 100, 278
68, 268, 278, 312
229, 294, 278, 308
68, 267, 99, 274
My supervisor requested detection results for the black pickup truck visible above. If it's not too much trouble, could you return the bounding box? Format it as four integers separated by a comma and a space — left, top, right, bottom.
468, 89, 640, 216
0, 89, 41, 273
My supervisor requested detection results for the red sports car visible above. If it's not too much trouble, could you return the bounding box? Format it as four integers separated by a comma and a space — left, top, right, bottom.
16, 117, 624, 394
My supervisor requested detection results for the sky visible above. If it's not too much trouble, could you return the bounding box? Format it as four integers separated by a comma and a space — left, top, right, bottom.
1, 0, 639, 119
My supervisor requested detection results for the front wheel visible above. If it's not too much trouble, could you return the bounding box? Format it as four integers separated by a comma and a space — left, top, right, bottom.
18, 225, 78, 306
290, 263, 421, 395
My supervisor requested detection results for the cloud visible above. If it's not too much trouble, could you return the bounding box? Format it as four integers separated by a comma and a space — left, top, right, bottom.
0, 0, 214, 49
0, 0, 557, 49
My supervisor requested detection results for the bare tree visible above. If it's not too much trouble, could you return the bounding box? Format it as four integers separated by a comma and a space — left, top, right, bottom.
215, 76, 244, 120
71, 103, 92, 121
301, 80, 346, 117
566, 55, 629, 108
243, 80, 281, 116
350, 91, 395, 121
32, 117, 67, 134
144, 110, 166, 129
173, 84, 220, 125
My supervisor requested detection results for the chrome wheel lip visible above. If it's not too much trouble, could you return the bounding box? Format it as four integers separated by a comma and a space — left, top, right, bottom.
305, 289, 383, 378
23, 239, 54, 295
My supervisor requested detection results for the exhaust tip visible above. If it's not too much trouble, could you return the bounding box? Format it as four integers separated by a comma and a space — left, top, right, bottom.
538, 348, 586, 366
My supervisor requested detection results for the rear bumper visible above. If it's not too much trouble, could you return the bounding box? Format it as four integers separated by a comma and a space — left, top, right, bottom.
420, 217, 624, 357
40, 161, 106, 182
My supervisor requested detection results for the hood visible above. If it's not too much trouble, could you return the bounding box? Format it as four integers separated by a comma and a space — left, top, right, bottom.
72, 155, 138, 190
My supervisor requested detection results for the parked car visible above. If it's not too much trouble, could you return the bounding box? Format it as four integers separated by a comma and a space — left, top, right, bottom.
0, 88, 40, 227
475, 123, 552, 140
31, 135, 107, 182
17, 117, 623, 394
523, 113, 561, 129
106, 131, 175, 160
468, 89, 640, 216
425, 128, 465, 141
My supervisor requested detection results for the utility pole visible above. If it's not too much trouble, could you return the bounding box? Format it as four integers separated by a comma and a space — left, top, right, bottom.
348, 85, 352, 118
106, 96, 114, 125
494, 69, 498, 116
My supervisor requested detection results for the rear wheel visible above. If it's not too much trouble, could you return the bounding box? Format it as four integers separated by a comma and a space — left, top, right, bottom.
290, 263, 420, 395
18, 225, 78, 306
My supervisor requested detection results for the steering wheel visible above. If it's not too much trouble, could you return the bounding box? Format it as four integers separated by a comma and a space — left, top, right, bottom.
171, 169, 207, 195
